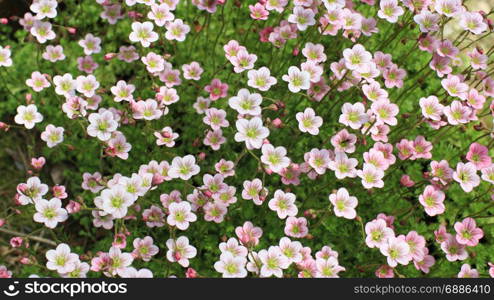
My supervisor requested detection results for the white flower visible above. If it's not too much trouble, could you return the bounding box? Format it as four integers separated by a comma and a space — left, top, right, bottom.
76, 75, 100, 98
169, 155, 200, 180
166, 236, 197, 267
129, 21, 159, 47
339, 102, 369, 129
247, 67, 277, 91
119, 267, 153, 278
287, 6, 316, 31
17, 176, 49, 205
30, 0, 58, 19
282, 66, 311, 93
278, 237, 303, 264
46, 243, 79, 274
0, 46, 13, 67
33, 198, 68, 228
380, 237, 412, 267
214, 252, 247, 278
99, 185, 135, 218
261, 144, 290, 173
295, 107, 323, 135
30, 20, 56, 43
268, 190, 298, 219
342, 44, 372, 73
40, 124, 64, 148
165, 19, 190, 42
78, 34, 102, 55
110, 80, 135, 102
53, 73, 76, 96
87, 111, 118, 141
228, 88, 262, 116
234, 117, 270, 150
258, 246, 290, 278
14, 104, 43, 129
328, 188, 358, 219
167, 201, 197, 230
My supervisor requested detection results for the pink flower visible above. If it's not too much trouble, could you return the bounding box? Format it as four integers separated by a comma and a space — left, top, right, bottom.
242, 178, 268, 205
342, 44, 372, 73
167, 201, 197, 230
268, 190, 298, 219
142, 205, 165, 228
365, 219, 394, 248
457, 264, 479, 278
400, 175, 415, 187
377, 0, 404, 23
287, 6, 315, 31
204, 78, 228, 101
357, 164, 385, 189
31, 156, 46, 170
441, 75, 469, 100
419, 185, 445, 216
235, 221, 263, 247
375, 265, 394, 278
284, 216, 309, 238
203, 108, 229, 130
329, 188, 358, 219
249, 3, 269, 20
339, 102, 369, 129
419, 96, 444, 121
413, 248, 435, 274
132, 236, 159, 262
165, 19, 190, 42
466, 143, 492, 170
296, 107, 323, 135
441, 235, 468, 262
383, 64, 406, 88
247, 67, 277, 91
380, 237, 411, 267
26, 71, 50, 92
331, 129, 357, 153
453, 162, 480, 193
182, 61, 203, 80
454, 218, 483, 247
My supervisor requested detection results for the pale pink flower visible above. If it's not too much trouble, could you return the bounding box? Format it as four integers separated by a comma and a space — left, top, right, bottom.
466, 143, 491, 170
305, 148, 331, 175
261, 144, 290, 173
247, 67, 277, 91
214, 252, 247, 278
371, 99, 398, 126
228, 88, 262, 116
282, 66, 311, 93
339, 102, 369, 129
284, 216, 308, 238
268, 190, 298, 219
365, 219, 394, 248
167, 201, 197, 230
129, 21, 158, 47
46, 243, 78, 274
30, 20, 56, 43
26, 71, 50, 92
165, 19, 190, 42
132, 236, 159, 262
258, 246, 290, 277
328, 152, 358, 179
441, 235, 468, 262
111, 80, 135, 102
357, 164, 384, 189
169, 155, 200, 180
419, 185, 445, 216
329, 188, 358, 219
453, 162, 480, 193
249, 3, 269, 20
377, 0, 404, 23
459, 12, 487, 35
383, 64, 406, 88
14, 104, 43, 129
331, 129, 357, 153
454, 218, 483, 247
42, 45, 65, 62
33, 198, 68, 228
457, 264, 479, 278
235, 221, 263, 247
444, 101, 471, 125
148, 3, 174, 27
380, 237, 411, 267
182, 61, 203, 80
40, 124, 64, 148
296, 107, 323, 135
0, 45, 12, 67
413, 11, 440, 32
78, 34, 101, 55
343, 44, 372, 72
234, 117, 270, 149
287, 6, 315, 31
419, 95, 444, 121
242, 178, 268, 205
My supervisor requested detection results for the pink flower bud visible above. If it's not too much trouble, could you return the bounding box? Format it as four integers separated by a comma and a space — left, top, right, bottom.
0, 18, 8, 25
31, 157, 46, 170
25, 93, 32, 102
198, 152, 206, 161
67, 27, 77, 34
0, 219, 5, 227
400, 175, 415, 187
292, 47, 300, 56
203, 190, 213, 198
104, 53, 116, 60
10, 237, 23, 248
20, 257, 31, 265
185, 268, 198, 278
66, 200, 82, 214
161, 131, 172, 138
272, 118, 283, 128
173, 252, 182, 261
0, 122, 9, 131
